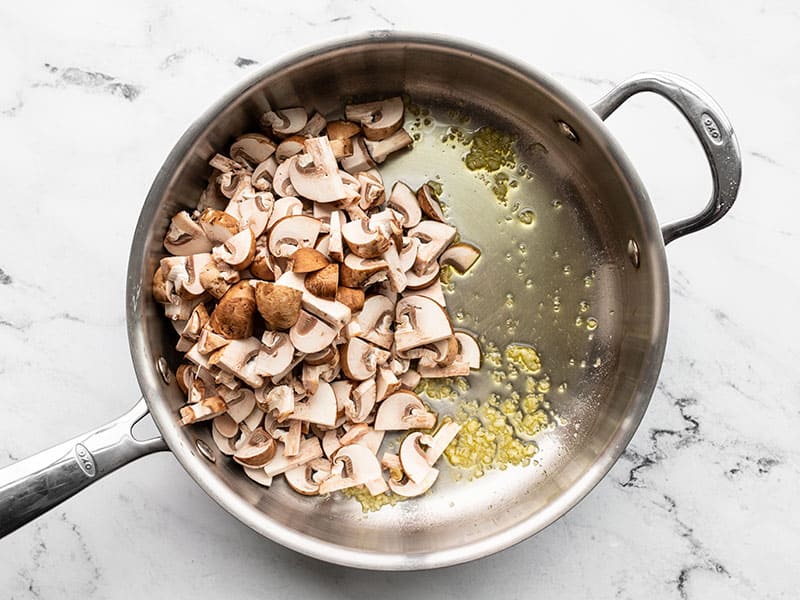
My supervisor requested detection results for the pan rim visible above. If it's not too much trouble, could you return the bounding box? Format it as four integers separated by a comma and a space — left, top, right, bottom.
126, 30, 669, 571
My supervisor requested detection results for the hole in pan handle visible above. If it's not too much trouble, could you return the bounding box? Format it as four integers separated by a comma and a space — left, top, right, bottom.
0, 398, 166, 538
591, 71, 742, 245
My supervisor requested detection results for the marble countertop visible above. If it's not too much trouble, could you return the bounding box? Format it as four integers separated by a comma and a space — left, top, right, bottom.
1, 1, 797, 598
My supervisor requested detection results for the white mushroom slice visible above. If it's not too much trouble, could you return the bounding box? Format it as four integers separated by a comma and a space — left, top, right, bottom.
233, 427, 277, 467
230, 133, 277, 166
374, 391, 436, 431
252, 156, 277, 190
243, 466, 273, 487
164, 211, 213, 256
285, 464, 320, 495
289, 137, 346, 203
208, 337, 264, 388
263, 437, 323, 477
341, 338, 390, 381
254, 331, 294, 376
227, 389, 256, 423
341, 219, 390, 259
291, 380, 337, 426
399, 368, 421, 390
399, 431, 439, 483
328, 210, 345, 262
264, 108, 308, 136
408, 221, 457, 274
344, 97, 404, 141
290, 310, 337, 354
389, 357, 410, 377
213, 413, 238, 438
199, 258, 240, 299
357, 169, 385, 210
404, 261, 440, 290
417, 183, 446, 222
322, 428, 342, 459
398, 237, 419, 273
198, 208, 239, 244
381, 452, 403, 481
212, 425, 237, 456
423, 421, 462, 464
177, 304, 209, 352
386, 182, 422, 228
271, 158, 297, 197
284, 420, 303, 457
388, 467, 439, 498
241, 405, 265, 433
394, 295, 453, 352
340, 254, 388, 288
339, 136, 376, 174
267, 215, 322, 258
234, 192, 273, 236
344, 378, 377, 423
364, 129, 413, 163
179, 396, 226, 424
276, 271, 352, 330
353, 295, 394, 349
197, 328, 229, 355
440, 242, 481, 274
212, 228, 256, 270
326, 119, 361, 140
318, 444, 387, 495
413, 280, 446, 307
300, 112, 327, 137
376, 367, 401, 402
165, 295, 202, 322
209, 153, 242, 173
329, 137, 353, 160
258, 385, 294, 420
267, 196, 304, 229
417, 357, 470, 378
275, 135, 306, 162
454, 331, 481, 369
218, 171, 251, 200
381, 243, 407, 293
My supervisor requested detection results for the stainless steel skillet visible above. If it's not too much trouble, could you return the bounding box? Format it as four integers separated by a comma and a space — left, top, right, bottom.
0, 32, 740, 570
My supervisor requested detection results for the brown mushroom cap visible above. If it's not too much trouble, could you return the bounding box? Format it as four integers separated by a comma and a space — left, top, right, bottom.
289, 247, 330, 273
305, 263, 339, 300
209, 281, 256, 339
326, 119, 361, 140
417, 183, 446, 222
335, 286, 365, 311
255, 282, 303, 330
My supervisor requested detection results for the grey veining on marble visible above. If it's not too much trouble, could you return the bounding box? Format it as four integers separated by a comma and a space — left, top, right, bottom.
0, 1, 798, 598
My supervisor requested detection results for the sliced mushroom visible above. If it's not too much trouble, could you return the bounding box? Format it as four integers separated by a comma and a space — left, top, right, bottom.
339, 135, 377, 174
289, 247, 330, 273
179, 253, 212, 299
176, 303, 209, 351
404, 261, 439, 290
376, 366, 401, 402
394, 295, 453, 352
417, 356, 470, 378
213, 413, 238, 438
341, 338, 390, 381
305, 263, 338, 300
423, 420, 462, 464
212, 227, 256, 270
267, 196, 304, 229
330, 137, 354, 159
344, 97, 404, 141
227, 389, 256, 423
440, 242, 481, 274
326, 119, 361, 140
198, 208, 239, 244
454, 331, 481, 369
283, 420, 303, 457
243, 466, 274, 487
353, 294, 394, 349
374, 391, 436, 431
233, 192, 273, 237
285, 463, 322, 495
208, 281, 256, 339
381, 243, 407, 294
179, 396, 226, 424
399, 369, 421, 391
388, 466, 438, 498
212, 424, 237, 455
327, 210, 345, 262
364, 128, 413, 163
230, 133, 277, 166
271, 159, 297, 197
263, 437, 324, 477
345, 378, 377, 423
255, 282, 303, 330
291, 380, 336, 426
413, 280, 446, 306
252, 156, 278, 190
267, 214, 322, 258
290, 310, 337, 354
399, 431, 439, 483
164, 211, 213, 256
233, 427, 277, 467
340, 254, 388, 288
408, 220, 457, 274
275, 135, 306, 162
288, 137, 346, 203
417, 183, 446, 222
386, 182, 422, 228
208, 339, 264, 388
253, 331, 294, 376
318, 444, 387, 495
357, 169, 385, 210
263, 108, 308, 137
300, 112, 327, 137
341, 219, 390, 258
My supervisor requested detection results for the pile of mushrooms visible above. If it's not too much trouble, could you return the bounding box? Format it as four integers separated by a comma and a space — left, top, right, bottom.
153, 97, 483, 499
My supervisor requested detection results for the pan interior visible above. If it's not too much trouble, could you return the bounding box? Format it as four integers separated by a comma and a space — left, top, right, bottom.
128, 36, 668, 566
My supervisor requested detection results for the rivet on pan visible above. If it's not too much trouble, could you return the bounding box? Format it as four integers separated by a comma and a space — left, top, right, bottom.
196, 439, 216, 463
557, 120, 579, 143
627, 239, 641, 268
156, 356, 172, 384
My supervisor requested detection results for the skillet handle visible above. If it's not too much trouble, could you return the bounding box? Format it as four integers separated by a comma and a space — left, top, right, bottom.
0, 398, 166, 538
591, 72, 741, 245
